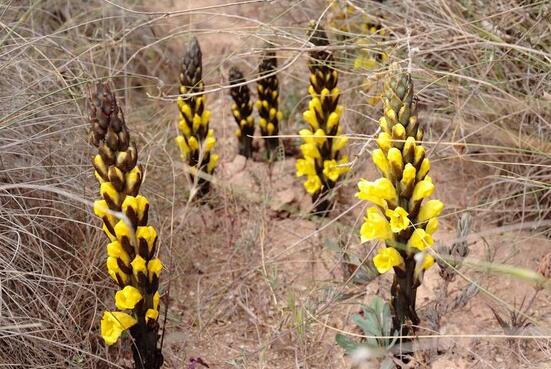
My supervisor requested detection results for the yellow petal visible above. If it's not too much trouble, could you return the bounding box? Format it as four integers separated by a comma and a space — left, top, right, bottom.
145, 308, 159, 322
360, 207, 393, 242
421, 254, 435, 270
356, 178, 397, 208
136, 226, 157, 256
131, 255, 147, 277
407, 228, 433, 251
425, 218, 439, 235
304, 175, 322, 194
385, 206, 410, 233
373, 247, 403, 274
417, 158, 430, 180
115, 286, 143, 310
417, 199, 444, 223
153, 291, 160, 311
101, 311, 137, 346
300, 143, 320, 159
296, 157, 316, 177
322, 160, 340, 182
107, 241, 130, 265
147, 258, 163, 282
376, 132, 392, 151
412, 176, 435, 202
372, 149, 391, 178
207, 153, 219, 173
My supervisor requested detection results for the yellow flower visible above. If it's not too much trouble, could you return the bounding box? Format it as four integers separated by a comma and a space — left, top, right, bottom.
115, 286, 143, 310
391, 123, 405, 142
360, 207, 393, 242
376, 132, 392, 151
100, 182, 120, 208
106, 256, 128, 284
192, 114, 202, 132
100, 311, 137, 346
303, 110, 319, 130
326, 110, 341, 132
422, 254, 435, 270
309, 97, 322, 116
93, 154, 107, 177
125, 167, 142, 194
411, 176, 434, 202
152, 291, 160, 310
332, 134, 348, 153
417, 158, 430, 180
387, 147, 403, 175
323, 160, 340, 182
178, 119, 191, 137
407, 228, 433, 251
122, 195, 149, 224
188, 136, 199, 151
304, 175, 322, 194
300, 143, 321, 160
296, 157, 316, 177
372, 149, 391, 179
114, 220, 132, 242
425, 218, 439, 235
107, 241, 130, 265
400, 163, 416, 191
379, 116, 390, 133
201, 110, 211, 127
205, 134, 216, 152
417, 199, 444, 223
136, 226, 157, 256
147, 258, 163, 282
356, 178, 397, 208
373, 247, 404, 274
131, 255, 147, 278
93, 199, 110, 218
145, 308, 159, 322
385, 207, 410, 233
299, 129, 325, 146
414, 145, 425, 166
207, 153, 219, 173
178, 99, 192, 121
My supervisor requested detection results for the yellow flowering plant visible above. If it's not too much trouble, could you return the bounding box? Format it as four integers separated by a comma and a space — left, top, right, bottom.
89, 83, 163, 368
326, 0, 389, 106
355, 64, 444, 334
229, 66, 255, 158
296, 21, 350, 215
176, 37, 219, 195
256, 45, 283, 160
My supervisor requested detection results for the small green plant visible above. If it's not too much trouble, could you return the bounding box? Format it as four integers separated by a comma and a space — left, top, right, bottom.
229, 66, 255, 158
355, 64, 443, 334
175, 37, 219, 195
296, 21, 349, 215
256, 45, 283, 160
336, 296, 398, 369
89, 83, 163, 369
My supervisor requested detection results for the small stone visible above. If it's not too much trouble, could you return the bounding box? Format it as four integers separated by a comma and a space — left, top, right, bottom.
225, 154, 247, 176
270, 188, 295, 212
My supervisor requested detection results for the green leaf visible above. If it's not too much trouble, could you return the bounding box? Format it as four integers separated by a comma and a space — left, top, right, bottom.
336, 333, 358, 353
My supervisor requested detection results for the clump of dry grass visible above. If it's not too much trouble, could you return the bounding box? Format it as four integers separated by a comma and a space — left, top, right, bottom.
0, 1, 174, 367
